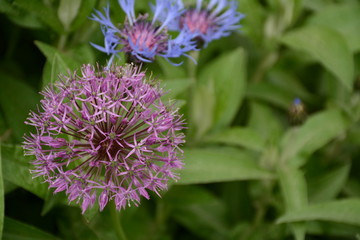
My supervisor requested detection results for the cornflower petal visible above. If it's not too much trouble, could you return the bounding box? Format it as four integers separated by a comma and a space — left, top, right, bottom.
166, 0, 245, 47
91, 0, 197, 64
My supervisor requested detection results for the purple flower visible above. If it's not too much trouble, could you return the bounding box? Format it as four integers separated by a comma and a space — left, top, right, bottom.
169, 0, 244, 47
23, 64, 185, 213
90, 0, 197, 65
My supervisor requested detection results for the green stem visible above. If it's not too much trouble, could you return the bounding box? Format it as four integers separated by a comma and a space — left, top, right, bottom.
187, 50, 199, 80
110, 202, 128, 240
186, 50, 200, 145
239, 180, 275, 240
251, 51, 278, 83
57, 34, 68, 51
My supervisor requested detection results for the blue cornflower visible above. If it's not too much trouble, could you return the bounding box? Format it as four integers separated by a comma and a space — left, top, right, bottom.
293, 98, 302, 105
167, 0, 244, 47
90, 0, 197, 65
289, 98, 307, 125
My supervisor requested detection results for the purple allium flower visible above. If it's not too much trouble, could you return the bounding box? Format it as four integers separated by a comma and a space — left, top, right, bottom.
168, 0, 244, 47
23, 64, 185, 213
90, 0, 197, 65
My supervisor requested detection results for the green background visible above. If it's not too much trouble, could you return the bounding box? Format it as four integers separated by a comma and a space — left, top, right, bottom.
1, 0, 360, 239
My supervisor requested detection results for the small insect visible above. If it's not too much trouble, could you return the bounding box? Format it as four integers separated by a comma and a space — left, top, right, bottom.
288, 98, 307, 125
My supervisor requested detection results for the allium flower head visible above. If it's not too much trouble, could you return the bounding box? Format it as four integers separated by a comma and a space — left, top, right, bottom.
23, 64, 185, 213
169, 0, 244, 47
90, 0, 197, 65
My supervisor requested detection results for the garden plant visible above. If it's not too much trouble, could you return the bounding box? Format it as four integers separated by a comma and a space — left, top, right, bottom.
0, 0, 360, 239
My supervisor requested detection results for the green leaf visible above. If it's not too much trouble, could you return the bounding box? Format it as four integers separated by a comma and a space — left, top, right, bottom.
2, 217, 59, 240
49, 54, 68, 86
120, 204, 162, 240
35, 41, 80, 87
344, 179, 360, 198
204, 127, 266, 152
13, 0, 63, 33
271, 0, 303, 29
239, 0, 266, 44
0, 1, 18, 15
3, 180, 18, 195
277, 199, 360, 227
1, 145, 48, 199
41, 191, 66, 216
35, 41, 79, 68
221, 182, 253, 223
57, 208, 98, 240
303, 0, 331, 11
306, 221, 360, 238
174, 202, 228, 240
246, 82, 295, 110
70, 0, 97, 31
70, 44, 96, 65
248, 101, 284, 143
160, 78, 192, 101
58, 0, 82, 31
268, 70, 315, 103
308, 164, 350, 203
191, 78, 216, 139
83, 203, 99, 223
41, 61, 54, 89
198, 48, 247, 130
0, 0, 44, 29
164, 185, 224, 206
281, 25, 354, 90
308, 3, 360, 52
279, 167, 307, 212
0, 146, 4, 239
280, 109, 347, 164
165, 185, 228, 240
157, 57, 187, 79
0, 111, 7, 140
177, 147, 273, 184
279, 167, 308, 240
318, 71, 351, 110
291, 0, 303, 23
0, 73, 40, 141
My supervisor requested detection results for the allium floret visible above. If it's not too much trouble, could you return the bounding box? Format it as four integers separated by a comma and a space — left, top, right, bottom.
168, 0, 244, 47
90, 0, 197, 65
23, 64, 185, 213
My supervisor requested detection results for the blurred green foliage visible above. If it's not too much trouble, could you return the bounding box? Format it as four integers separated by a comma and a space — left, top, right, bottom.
1, 0, 360, 239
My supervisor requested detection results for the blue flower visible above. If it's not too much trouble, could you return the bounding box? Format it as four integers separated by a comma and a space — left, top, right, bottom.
166, 0, 245, 47
90, 0, 197, 65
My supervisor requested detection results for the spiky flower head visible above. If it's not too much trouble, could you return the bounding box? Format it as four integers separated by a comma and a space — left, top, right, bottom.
23, 64, 185, 213
168, 0, 244, 47
90, 0, 197, 65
